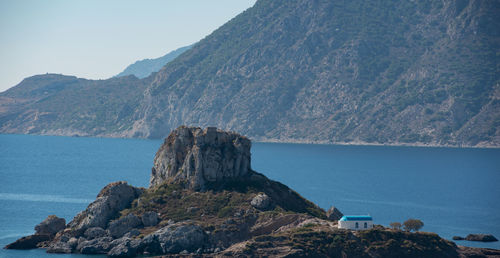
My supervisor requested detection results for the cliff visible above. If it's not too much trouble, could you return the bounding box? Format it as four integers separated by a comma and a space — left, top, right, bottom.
5, 127, 500, 257
1, 0, 499, 147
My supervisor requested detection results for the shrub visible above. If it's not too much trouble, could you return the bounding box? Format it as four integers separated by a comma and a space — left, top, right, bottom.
403, 219, 424, 232
389, 222, 402, 230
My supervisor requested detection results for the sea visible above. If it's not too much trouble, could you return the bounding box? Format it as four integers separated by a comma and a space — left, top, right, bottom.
0, 134, 499, 257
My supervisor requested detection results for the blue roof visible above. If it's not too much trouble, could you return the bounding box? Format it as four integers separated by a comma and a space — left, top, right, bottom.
340, 215, 372, 221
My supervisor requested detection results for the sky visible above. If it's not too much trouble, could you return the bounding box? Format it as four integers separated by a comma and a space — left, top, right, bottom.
0, 0, 256, 92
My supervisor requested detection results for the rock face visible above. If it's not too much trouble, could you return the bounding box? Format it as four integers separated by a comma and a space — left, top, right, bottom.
67, 181, 142, 235
35, 215, 66, 235
150, 126, 251, 190
326, 206, 344, 221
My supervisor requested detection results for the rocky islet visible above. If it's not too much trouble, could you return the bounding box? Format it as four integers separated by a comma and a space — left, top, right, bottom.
5, 126, 500, 257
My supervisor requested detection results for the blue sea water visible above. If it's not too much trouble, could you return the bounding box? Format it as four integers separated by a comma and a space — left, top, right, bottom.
0, 134, 499, 257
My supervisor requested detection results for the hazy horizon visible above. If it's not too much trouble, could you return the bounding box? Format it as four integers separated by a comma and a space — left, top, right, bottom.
0, 0, 256, 92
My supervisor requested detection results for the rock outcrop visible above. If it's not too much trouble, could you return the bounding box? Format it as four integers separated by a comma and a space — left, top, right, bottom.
150, 126, 251, 190
326, 206, 344, 221
4, 234, 51, 250
67, 181, 142, 235
251, 193, 271, 210
4, 215, 65, 250
34, 215, 66, 236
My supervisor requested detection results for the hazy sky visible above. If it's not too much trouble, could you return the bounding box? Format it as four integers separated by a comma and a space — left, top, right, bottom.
0, 0, 256, 92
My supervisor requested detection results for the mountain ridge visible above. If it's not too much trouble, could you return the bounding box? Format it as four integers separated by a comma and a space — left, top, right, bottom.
0, 0, 498, 147
115, 45, 192, 79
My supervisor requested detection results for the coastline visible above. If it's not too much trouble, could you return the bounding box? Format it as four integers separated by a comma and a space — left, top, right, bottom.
1, 131, 498, 149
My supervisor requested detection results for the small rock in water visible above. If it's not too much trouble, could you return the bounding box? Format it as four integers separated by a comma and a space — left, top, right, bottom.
465, 234, 498, 242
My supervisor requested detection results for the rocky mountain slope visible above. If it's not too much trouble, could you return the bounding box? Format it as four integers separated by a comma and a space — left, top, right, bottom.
1, 0, 499, 147
115, 45, 192, 79
5, 127, 499, 257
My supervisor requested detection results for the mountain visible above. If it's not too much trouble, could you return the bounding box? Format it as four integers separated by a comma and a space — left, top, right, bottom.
115, 45, 192, 79
1, 0, 499, 147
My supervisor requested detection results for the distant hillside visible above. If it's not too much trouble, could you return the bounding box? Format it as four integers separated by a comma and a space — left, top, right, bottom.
0, 74, 150, 136
1, 0, 499, 147
115, 45, 192, 79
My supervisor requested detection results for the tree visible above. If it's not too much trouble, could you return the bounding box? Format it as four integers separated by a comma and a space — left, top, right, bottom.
403, 219, 424, 232
390, 222, 402, 231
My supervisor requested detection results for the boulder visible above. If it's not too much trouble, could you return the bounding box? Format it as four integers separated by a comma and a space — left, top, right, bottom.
251, 193, 271, 210
35, 215, 66, 236
465, 234, 498, 242
150, 126, 251, 190
326, 206, 343, 221
4, 234, 51, 249
107, 237, 141, 257
141, 223, 207, 254
66, 181, 142, 235
108, 213, 142, 238
77, 236, 113, 254
47, 240, 72, 253
452, 236, 464, 240
84, 227, 108, 240
141, 211, 159, 227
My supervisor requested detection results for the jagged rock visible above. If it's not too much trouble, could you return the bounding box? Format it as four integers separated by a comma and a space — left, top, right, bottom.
251, 193, 271, 210
326, 206, 343, 221
141, 223, 207, 254
150, 126, 251, 190
108, 213, 142, 238
452, 236, 464, 240
4, 234, 51, 249
34, 215, 66, 236
66, 181, 142, 235
84, 227, 108, 240
77, 236, 113, 254
465, 234, 498, 242
141, 211, 159, 227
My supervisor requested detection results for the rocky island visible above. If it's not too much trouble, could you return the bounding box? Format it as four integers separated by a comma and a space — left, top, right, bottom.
5, 127, 500, 257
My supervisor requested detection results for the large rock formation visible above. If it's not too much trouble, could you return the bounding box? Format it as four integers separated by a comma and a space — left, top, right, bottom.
150, 126, 251, 190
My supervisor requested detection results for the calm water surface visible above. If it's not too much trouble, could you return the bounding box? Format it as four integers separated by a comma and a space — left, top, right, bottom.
0, 134, 499, 257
